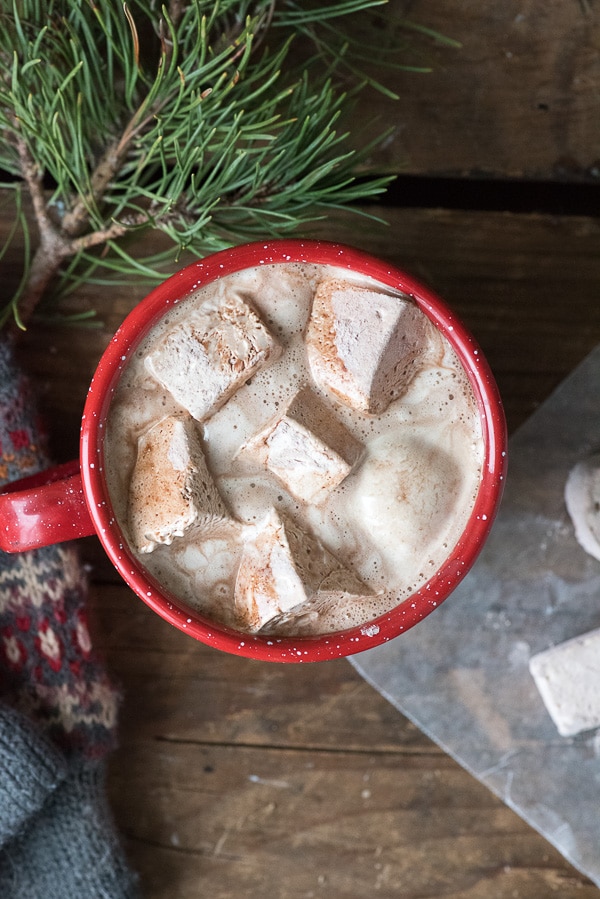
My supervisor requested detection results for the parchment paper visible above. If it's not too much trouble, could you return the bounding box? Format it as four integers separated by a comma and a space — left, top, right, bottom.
351, 345, 600, 886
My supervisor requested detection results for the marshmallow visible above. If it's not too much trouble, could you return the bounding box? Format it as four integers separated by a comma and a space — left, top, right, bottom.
234, 509, 369, 632
565, 454, 600, 562
240, 386, 363, 504
128, 414, 229, 553
145, 294, 281, 422
529, 628, 600, 737
306, 278, 430, 414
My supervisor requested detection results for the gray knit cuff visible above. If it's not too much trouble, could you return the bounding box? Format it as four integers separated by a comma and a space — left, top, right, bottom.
0, 758, 140, 898
0, 705, 67, 846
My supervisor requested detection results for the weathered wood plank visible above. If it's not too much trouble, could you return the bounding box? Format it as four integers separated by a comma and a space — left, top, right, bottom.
5, 196, 600, 895
1, 4, 598, 192
106, 740, 598, 899
357, 0, 600, 180
10, 206, 600, 464
88, 584, 428, 753
90, 581, 598, 897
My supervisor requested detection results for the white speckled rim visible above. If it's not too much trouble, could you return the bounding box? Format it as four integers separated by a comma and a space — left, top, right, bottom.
80, 240, 507, 663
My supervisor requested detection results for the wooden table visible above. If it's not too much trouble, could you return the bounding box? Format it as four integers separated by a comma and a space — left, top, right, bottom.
6, 2, 600, 896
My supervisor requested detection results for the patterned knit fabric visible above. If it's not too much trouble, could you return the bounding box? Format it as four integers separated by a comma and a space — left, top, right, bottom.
0, 335, 139, 898
0, 335, 47, 483
0, 337, 119, 759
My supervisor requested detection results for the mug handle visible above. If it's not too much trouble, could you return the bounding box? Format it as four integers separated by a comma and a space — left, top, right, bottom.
0, 460, 96, 552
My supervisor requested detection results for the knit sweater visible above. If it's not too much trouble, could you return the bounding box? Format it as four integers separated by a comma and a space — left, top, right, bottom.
0, 336, 139, 898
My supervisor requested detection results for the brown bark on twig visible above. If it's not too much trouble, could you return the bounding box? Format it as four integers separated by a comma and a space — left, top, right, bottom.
12, 118, 146, 328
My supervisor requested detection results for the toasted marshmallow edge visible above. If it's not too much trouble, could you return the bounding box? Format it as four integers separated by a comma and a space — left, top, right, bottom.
240, 386, 364, 504
234, 510, 309, 633
145, 294, 281, 422
128, 414, 229, 554
234, 509, 371, 633
306, 278, 431, 415
529, 627, 600, 737
565, 454, 600, 562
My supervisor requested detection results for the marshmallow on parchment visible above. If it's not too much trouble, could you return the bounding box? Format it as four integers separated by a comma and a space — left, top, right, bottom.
529, 628, 600, 737
128, 414, 229, 553
240, 386, 363, 504
565, 453, 600, 562
234, 509, 369, 633
306, 278, 431, 415
145, 294, 281, 422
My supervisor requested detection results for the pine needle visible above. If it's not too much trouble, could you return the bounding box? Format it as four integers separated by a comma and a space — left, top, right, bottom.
0, 0, 453, 327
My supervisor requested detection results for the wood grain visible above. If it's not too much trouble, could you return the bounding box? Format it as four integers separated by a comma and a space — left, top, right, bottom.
5, 195, 600, 895
352, 0, 600, 180
12, 206, 600, 456
91, 586, 599, 898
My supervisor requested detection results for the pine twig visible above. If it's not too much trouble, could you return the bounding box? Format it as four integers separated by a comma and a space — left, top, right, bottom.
14, 136, 71, 324
0, 1, 450, 330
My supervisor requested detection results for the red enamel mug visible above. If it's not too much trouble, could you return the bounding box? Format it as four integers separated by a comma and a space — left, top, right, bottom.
0, 240, 507, 662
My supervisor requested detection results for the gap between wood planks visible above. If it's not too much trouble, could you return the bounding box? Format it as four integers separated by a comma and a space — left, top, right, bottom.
361, 174, 600, 217
151, 734, 442, 756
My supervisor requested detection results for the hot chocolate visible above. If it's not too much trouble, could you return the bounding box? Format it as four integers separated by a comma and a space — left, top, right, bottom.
103, 262, 484, 636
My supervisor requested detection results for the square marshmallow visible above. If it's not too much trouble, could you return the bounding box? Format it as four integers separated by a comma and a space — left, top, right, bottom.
234, 509, 368, 632
145, 294, 280, 422
240, 387, 363, 504
529, 628, 600, 737
128, 414, 229, 553
306, 278, 431, 414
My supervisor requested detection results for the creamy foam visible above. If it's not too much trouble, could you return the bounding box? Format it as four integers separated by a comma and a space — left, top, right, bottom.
104, 263, 484, 635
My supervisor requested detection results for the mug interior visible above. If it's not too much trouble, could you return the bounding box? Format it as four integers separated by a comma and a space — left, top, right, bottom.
80, 240, 507, 662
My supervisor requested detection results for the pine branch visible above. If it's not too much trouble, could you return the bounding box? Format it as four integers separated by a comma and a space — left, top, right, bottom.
0, 0, 449, 330
13, 135, 71, 324
12, 130, 144, 323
